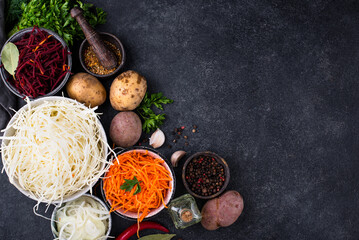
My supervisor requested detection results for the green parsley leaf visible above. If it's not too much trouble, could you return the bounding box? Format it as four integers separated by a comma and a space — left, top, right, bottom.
136, 92, 173, 133
8, 0, 107, 45
120, 176, 142, 195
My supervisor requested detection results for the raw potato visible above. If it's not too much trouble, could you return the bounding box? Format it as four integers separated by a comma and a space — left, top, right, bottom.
66, 73, 106, 107
110, 111, 142, 148
201, 190, 244, 230
109, 70, 147, 111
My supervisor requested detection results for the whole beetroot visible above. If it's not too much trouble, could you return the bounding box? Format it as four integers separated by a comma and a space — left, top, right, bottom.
201, 190, 244, 230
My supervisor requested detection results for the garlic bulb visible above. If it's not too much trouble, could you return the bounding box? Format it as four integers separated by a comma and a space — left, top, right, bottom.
171, 150, 186, 167
149, 128, 165, 148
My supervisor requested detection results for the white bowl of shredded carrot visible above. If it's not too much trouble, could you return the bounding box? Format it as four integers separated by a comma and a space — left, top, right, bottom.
102, 147, 175, 223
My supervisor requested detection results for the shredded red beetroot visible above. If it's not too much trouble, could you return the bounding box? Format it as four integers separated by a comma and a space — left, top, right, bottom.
8, 26, 70, 98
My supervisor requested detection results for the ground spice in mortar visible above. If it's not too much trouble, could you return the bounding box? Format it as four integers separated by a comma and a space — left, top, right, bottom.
83, 41, 122, 75
185, 155, 225, 196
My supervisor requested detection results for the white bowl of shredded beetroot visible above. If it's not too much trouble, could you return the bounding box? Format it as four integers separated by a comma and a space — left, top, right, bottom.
0, 26, 72, 99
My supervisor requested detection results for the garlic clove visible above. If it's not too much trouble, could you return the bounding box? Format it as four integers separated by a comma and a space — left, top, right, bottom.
171, 150, 186, 167
149, 128, 165, 148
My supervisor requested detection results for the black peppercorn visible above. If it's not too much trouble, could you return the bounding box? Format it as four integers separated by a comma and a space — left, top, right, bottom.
185, 155, 226, 196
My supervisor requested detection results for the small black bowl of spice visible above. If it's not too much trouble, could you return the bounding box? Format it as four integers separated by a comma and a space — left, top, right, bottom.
79, 32, 125, 78
182, 151, 230, 199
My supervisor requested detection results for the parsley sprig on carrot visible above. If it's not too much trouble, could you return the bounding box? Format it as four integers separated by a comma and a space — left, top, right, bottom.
103, 150, 172, 235
120, 176, 142, 195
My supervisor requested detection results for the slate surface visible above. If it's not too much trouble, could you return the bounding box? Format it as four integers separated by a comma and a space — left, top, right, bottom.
0, 0, 17, 134
1, 0, 359, 239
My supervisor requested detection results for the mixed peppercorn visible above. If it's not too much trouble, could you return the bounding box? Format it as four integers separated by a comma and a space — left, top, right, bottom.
185, 155, 225, 196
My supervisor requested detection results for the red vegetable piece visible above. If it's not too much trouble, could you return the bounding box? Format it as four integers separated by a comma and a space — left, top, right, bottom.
115, 221, 169, 240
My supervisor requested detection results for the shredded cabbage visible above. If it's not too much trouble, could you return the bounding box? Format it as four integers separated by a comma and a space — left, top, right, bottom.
54, 195, 109, 240
1, 98, 109, 204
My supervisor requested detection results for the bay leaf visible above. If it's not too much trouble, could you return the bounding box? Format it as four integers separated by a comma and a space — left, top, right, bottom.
138, 234, 176, 240
1, 42, 19, 76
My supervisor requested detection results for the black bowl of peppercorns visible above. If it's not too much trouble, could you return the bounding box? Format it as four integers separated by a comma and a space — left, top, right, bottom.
182, 151, 230, 199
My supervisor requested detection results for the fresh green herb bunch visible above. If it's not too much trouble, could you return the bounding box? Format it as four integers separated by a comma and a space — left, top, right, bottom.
136, 92, 173, 133
8, 0, 107, 45
5, 0, 30, 34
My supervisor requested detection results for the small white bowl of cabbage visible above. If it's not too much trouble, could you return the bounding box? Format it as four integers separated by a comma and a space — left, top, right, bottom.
51, 194, 111, 240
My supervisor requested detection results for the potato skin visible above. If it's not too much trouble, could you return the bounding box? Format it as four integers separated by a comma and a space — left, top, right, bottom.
201, 190, 244, 230
109, 70, 147, 111
110, 111, 142, 148
201, 197, 220, 230
66, 73, 106, 107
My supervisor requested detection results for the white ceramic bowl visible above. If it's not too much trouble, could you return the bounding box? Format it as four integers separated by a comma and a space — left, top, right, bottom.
51, 194, 112, 239
101, 147, 175, 220
1, 96, 108, 204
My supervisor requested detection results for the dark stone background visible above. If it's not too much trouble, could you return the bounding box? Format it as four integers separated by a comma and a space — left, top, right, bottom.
1, 0, 359, 239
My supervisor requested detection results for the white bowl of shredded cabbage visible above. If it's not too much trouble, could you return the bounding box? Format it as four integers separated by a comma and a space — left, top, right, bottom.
51, 194, 111, 240
1, 96, 109, 205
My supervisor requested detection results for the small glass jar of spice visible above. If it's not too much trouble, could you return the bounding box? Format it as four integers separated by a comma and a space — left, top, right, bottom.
168, 194, 202, 229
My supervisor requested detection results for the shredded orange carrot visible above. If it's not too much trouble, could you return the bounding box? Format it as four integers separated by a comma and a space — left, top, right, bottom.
103, 150, 172, 237
33, 34, 52, 52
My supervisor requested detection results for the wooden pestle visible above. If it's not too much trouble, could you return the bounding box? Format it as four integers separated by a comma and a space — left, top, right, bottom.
71, 7, 117, 69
